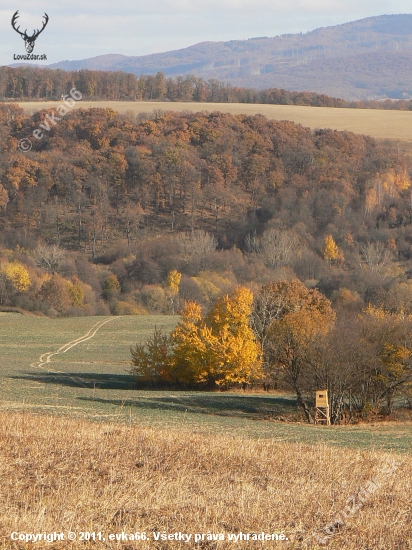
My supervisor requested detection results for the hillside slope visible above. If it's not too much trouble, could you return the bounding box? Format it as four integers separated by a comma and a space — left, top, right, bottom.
41, 14, 412, 100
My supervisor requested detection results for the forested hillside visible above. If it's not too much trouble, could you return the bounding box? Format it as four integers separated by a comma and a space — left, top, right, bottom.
1, 103, 412, 318
29, 14, 412, 100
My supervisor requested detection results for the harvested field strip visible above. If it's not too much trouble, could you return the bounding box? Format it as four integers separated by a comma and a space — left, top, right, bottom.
14, 100, 412, 141
0, 412, 410, 549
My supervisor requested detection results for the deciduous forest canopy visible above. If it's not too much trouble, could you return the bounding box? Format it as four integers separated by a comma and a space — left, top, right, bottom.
1, 102, 412, 321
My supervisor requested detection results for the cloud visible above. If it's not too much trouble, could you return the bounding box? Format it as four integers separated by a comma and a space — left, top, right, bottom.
1, 0, 412, 64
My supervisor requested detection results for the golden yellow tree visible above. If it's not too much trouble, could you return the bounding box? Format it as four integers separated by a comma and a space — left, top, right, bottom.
1, 261, 31, 291
171, 287, 262, 388
166, 269, 182, 314
167, 270, 181, 293
67, 276, 85, 308
205, 287, 262, 387
322, 234, 343, 262
172, 301, 212, 385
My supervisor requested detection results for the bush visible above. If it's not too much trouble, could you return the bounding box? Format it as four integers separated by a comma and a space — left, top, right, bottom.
38, 274, 72, 315
114, 300, 147, 315
141, 285, 168, 312
130, 328, 174, 387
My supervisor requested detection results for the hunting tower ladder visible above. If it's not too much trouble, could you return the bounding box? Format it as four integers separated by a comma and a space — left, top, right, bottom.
314, 389, 330, 425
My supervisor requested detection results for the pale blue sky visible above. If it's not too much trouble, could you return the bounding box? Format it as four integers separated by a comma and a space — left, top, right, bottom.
1, 0, 411, 65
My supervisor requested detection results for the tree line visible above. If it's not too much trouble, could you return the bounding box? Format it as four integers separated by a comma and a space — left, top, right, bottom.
1, 66, 412, 110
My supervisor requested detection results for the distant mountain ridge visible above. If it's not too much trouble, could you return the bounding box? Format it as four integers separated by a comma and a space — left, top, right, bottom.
13, 14, 412, 100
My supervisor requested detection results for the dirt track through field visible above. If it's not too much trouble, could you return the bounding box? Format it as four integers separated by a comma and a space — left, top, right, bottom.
29, 317, 118, 387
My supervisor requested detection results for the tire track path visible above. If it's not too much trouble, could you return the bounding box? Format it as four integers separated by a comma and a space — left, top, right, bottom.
29, 317, 119, 388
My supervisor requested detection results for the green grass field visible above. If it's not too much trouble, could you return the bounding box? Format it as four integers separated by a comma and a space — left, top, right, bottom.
14, 100, 412, 142
1, 313, 411, 454
0, 313, 411, 452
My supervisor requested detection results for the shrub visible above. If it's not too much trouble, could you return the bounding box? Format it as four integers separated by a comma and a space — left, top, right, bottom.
130, 328, 174, 387
114, 300, 147, 315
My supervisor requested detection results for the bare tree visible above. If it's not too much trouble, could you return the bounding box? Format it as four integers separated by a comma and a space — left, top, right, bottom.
359, 241, 392, 274
34, 244, 65, 274
244, 230, 260, 253
246, 228, 303, 269
307, 318, 375, 424
120, 205, 143, 246
177, 230, 217, 271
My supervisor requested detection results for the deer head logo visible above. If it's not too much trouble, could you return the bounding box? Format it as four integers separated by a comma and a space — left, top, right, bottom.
11, 11, 49, 54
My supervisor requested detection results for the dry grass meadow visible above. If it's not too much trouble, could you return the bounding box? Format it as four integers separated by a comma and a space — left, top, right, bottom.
0, 412, 410, 550
13, 101, 412, 142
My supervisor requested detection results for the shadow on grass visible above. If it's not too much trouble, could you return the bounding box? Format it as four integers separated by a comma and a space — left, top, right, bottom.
12, 372, 136, 390
13, 372, 299, 419
77, 393, 298, 419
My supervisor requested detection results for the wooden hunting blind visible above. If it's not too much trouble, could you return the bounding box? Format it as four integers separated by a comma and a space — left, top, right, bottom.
314, 389, 330, 425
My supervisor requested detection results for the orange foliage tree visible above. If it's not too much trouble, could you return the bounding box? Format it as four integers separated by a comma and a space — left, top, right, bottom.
252, 279, 335, 422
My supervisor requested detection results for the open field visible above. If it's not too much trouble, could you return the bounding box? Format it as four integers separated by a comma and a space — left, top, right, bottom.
0, 313, 411, 453
0, 412, 411, 549
12, 100, 412, 142
1, 314, 411, 549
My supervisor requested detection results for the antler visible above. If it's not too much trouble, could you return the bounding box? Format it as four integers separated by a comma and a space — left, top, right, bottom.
11, 11, 49, 53
11, 11, 25, 37
32, 13, 49, 40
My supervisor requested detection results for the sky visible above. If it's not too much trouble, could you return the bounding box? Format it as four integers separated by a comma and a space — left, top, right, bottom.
1, 0, 412, 65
